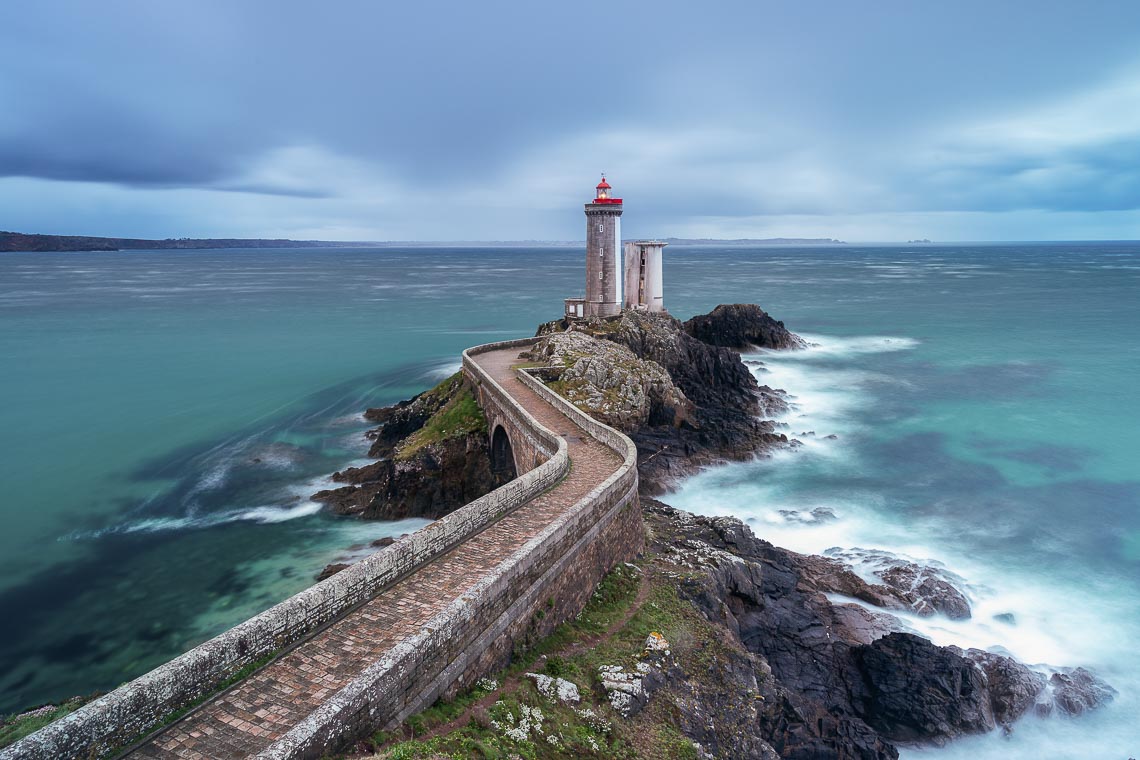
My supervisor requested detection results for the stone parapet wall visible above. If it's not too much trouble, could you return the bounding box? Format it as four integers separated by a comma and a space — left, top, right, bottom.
253, 353, 641, 759
517, 367, 638, 464
5, 342, 569, 760
463, 338, 560, 472
6, 336, 640, 760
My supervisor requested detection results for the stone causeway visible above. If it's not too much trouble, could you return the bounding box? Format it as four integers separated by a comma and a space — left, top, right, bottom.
4, 337, 642, 760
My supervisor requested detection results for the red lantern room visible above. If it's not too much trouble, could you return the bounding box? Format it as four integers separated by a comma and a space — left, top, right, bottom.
593, 174, 622, 204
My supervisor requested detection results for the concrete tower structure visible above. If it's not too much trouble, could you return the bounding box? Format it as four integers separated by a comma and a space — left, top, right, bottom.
623, 240, 667, 312
584, 175, 623, 317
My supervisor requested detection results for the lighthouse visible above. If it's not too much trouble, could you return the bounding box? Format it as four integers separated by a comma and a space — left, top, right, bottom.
583, 174, 623, 317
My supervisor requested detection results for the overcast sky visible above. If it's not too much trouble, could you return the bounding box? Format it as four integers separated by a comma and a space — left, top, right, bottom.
3, 1, 1140, 242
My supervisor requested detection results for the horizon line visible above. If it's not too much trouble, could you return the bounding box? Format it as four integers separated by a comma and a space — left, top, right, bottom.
4, 230, 1140, 247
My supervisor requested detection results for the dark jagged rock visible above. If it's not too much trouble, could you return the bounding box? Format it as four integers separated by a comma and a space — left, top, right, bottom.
316, 563, 350, 582
683, 303, 807, 350
853, 633, 995, 744
312, 374, 505, 520
527, 309, 796, 493
826, 548, 973, 620
642, 501, 1113, 756
647, 500, 898, 759
314, 432, 501, 520
1046, 667, 1117, 717
879, 566, 972, 620
952, 648, 1046, 728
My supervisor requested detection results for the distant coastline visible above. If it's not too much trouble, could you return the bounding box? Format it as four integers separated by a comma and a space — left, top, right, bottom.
1, 230, 846, 253
0, 231, 363, 253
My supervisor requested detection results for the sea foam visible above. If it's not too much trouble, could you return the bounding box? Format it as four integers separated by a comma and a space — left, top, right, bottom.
669, 332, 1139, 757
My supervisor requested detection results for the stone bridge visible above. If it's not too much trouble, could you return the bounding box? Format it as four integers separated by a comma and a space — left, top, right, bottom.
5, 337, 642, 760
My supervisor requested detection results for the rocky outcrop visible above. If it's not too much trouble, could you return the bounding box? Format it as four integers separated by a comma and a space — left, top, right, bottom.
522, 330, 693, 431
825, 548, 973, 620
315, 563, 350, 582
529, 309, 796, 492
313, 432, 500, 519
642, 500, 1114, 756
311, 373, 506, 520
1042, 667, 1117, 717
852, 633, 995, 744
950, 648, 1046, 728
683, 303, 807, 350
317, 304, 804, 520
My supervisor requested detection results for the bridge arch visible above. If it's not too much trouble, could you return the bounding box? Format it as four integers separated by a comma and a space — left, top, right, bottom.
490, 423, 518, 483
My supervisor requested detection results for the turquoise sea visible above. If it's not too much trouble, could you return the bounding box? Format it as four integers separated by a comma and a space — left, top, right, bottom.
1, 244, 1137, 757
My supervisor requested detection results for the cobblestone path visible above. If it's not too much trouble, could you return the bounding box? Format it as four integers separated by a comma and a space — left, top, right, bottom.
126, 346, 622, 759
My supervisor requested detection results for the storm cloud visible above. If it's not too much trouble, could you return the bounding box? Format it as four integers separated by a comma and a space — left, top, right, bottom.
3, 0, 1140, 240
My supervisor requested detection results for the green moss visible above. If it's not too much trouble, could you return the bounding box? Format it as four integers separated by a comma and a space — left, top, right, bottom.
397, 375, 487, 461
652, 723, 701, 760
404, 685, 487, 738
582, 319, 625, 336
420, 372, 467, 405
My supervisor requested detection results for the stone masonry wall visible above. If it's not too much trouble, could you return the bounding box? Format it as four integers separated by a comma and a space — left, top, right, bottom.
464, 338, 561, 474
250, 356, 642, 759
3, 339, 569, 760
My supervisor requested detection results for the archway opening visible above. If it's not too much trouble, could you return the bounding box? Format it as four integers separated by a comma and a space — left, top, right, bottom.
490, 424, 517, 484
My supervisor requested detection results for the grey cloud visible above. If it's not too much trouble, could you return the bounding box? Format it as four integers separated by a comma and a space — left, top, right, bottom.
5, 0, 1140, 237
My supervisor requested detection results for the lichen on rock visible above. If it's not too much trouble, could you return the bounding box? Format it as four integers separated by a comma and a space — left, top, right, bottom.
523, 329, 693, 430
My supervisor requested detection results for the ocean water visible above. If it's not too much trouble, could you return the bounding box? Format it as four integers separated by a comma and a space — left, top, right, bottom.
1, 244, 1137, 757
667, 243, 1140, 758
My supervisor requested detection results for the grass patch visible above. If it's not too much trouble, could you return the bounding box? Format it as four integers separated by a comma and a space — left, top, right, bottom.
403, 684, 490, 739
397, 376, 487, 461
366, 554, 737, 760
369, 563, 714, 760
0, 697, 92, 750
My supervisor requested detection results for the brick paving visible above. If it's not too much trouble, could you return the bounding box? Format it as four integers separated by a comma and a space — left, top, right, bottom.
125, 347, 622, 759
